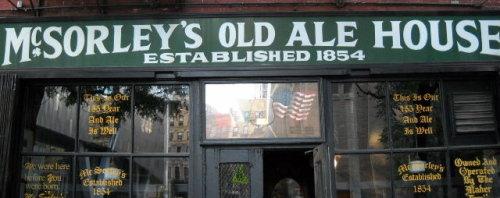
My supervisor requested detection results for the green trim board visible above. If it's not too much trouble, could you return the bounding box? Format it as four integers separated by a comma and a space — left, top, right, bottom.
0, 15, 499, 68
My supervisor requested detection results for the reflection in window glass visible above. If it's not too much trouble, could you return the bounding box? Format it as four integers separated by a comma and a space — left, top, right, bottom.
390, 81, 443, 148
393, 152, 447, 197
23, 86, 77, 152
133, 158, 188, 198
134, 85, 190, 153
206, 83, 320, 139
20, 156, 73, 198
333, 83, 387, 150
335, 154, 391, 198
450, 150, 499, 198
76, 156, 129, 197
79, 86, 132, 152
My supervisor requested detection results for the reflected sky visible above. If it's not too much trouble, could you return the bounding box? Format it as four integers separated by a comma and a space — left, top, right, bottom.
206, 84, 270, 114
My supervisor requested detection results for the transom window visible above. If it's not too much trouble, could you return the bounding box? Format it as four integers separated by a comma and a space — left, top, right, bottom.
205, 82, 320, 139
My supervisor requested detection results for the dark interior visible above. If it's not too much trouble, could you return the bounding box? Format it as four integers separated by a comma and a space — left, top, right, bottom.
264, 149, 315, 198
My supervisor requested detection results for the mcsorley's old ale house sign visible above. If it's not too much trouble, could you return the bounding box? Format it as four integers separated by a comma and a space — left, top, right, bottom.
0, 15, 499, 68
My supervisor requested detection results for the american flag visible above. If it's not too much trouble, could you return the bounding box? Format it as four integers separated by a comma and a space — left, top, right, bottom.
272, 92, 316, 121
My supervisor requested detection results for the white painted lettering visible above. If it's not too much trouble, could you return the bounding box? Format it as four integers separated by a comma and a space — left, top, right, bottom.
429, 20, 454, 51
43, 27, 63, 59
479, 20, 500, 56
112, 25, 131, 53
3, 27, 31, 65
254, 22, 275, 47
403, 20, 428, 50
286, 22, 312, 46
133, 25, 151, 52
373, 21, 402, 49
63, 26, 85, 57
86, 26, 109, 55
337, 21, 358, 47
153, 24, 178, 50
219, 23, 236, 48
184, 23, 202, 49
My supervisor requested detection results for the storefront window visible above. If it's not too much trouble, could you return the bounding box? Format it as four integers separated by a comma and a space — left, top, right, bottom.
79, 86, 132, 152
332, 79, 498, 198
393, 152, 447, 197
76, 156, 129, 197
23, 86, 77, 152
332, 83, 387, 150
134, 85, 190, 153
205, 82, 320, 139
450, 149, 499, 198
335, 154, 391, 197
15, 78, 500, 198
20, 156, 73, 198
19, 84, 190, 198
390, 81, 444, 148
133, 157, 188, 198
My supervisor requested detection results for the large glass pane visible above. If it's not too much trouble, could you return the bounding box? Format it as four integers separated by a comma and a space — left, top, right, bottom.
206, 83, 320, 139
332, 83, 388, 150
390, 81, 443, 148
133, 158, 188, 198
79, 86, 132, 152
393, 152, 447, 197
23, 86, 77, 152
20, 156, 73, 198
450, 149, 499, 198
76, 156, 129, 197
134, 85, 190, 153
335, 154, 391, 198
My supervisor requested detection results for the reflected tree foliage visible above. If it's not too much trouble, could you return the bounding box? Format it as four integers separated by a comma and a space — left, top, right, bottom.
23, 86, 78, 152
44, 86, 78, 106
81, 85, 131, 120
338, 82, 442, 150
349, 83, 388, 149
134, 85, 189, 122
25, 86, 77, 127
389, 81, 442, 149
24, 85, 189, 153
32, 85, 189, 126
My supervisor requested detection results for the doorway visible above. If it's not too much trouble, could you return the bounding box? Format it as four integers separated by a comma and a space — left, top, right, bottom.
205, 147, 324, 198
264, 149, 315, 198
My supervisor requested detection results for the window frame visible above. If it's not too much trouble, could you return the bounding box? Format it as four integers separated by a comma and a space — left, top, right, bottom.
328, 76, 500, 198
200, 77, 326, 145
16, 80, 193, 198
11, 73, 500, 198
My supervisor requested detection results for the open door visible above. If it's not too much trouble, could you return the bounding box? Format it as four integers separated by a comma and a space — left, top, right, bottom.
206, 148, 263, 198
